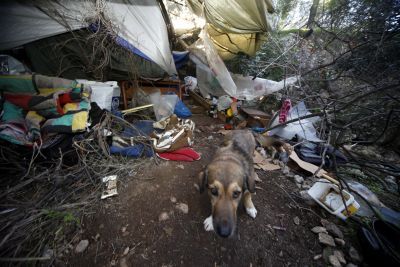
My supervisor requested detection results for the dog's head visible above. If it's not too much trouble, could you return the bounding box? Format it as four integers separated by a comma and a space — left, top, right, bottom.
199, 162, 253, 238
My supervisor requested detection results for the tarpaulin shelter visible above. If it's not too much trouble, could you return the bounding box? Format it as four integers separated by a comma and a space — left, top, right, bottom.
186, 0, 275, 59
0, 0, 177, 80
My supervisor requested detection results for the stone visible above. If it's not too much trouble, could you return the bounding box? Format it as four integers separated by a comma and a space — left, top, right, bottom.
95, 233, 100, 241
329, 255, 342, 267
282, 166, 290, 175
320, 219, 330, 227
293, 216, 300, 225
299, 190, 315, 206
323, 247, 334, 263
319, 233, 336, 247
207, 135, 214, 140
75, 240, 89, 253
170, 196, 177, 203
159, 212, 170, 221
348, 246, 362, 263
313, 254, 322, 260
302, 184, 311, 190
176, 164, 185, 170
326, 223, 344, 239
311, 226, 328, 234
334, 250, 346, 264
121, 226, 127, 233
296, 183, 302, 188
123, 247, 130, 256
111, 259, 116, 266
335, 238, 345, 246
294, 175, 304, 184
279, 250, 283, 257
175, 203, 189, 214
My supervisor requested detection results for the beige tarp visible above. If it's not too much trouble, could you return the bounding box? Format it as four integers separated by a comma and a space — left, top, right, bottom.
186, 0, 274, 59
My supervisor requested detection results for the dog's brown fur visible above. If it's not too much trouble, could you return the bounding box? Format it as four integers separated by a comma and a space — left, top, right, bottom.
199, 130, 257, 237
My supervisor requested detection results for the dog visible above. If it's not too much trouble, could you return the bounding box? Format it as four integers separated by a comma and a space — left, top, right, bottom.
199, 130, 258, 238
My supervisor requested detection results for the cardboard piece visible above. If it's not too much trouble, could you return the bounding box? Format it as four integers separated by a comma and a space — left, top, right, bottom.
289, 151, 339, 184
253, 150, 280, 171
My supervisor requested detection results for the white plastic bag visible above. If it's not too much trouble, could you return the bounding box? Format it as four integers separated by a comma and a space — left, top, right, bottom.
199, 31, 237, 97
150, 93, 179, 121
269, 101, 321, 142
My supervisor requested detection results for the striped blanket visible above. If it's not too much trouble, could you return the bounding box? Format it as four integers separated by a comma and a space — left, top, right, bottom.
0, 74, 90, 146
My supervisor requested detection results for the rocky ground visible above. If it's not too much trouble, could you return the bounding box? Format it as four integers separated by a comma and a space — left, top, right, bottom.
62, 114, 365, 267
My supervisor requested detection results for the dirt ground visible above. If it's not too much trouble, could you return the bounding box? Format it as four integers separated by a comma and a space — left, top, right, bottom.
64, 114, 328, 267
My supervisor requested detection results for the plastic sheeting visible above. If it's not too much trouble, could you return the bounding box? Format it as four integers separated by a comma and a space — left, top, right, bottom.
0, 0, 176, 75
189, 31, 298, 99
206, 24, 268, 60
186, 0, 275, 59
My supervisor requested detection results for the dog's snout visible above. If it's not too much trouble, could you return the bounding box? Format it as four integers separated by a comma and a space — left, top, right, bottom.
215, 219, 232, 238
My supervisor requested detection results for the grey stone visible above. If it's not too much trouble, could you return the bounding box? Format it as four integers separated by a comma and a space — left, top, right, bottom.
335, 238, 346, 246
320, 218, 330, 227
302, 184, 311, 190
175, 203, 189, 214
348, 246, 362, 263
176, 164, 185, 170
293, 216, 300, 225
158, 212, 169, 221
75, 240, 89, 253
334, 250, 346, 264
294, 175, 304, 184
313, 254, 322, 260
170, 196, 177, 203
323, 247, 334, 263
326, 223, 344, 239
123, 247, 129, 256
319, 233, 336, 247
282, 166, 290, 175
329, 255, 342, 267
311, 226, 328, 234
300, 190, 315, 206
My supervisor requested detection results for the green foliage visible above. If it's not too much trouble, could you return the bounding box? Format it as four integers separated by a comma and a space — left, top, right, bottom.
43, 209, 80, 225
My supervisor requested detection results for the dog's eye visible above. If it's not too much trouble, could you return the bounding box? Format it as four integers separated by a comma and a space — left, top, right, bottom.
210, 188, 218, 196
232, 191, 241, 199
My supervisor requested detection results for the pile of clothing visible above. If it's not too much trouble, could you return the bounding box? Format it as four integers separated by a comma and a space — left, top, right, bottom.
0, 74, 90, 146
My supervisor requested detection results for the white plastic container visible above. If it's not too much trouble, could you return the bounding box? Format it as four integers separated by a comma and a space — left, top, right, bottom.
105, 81, 120, 112
308, 179, 360, 220
76, 80, 120, 111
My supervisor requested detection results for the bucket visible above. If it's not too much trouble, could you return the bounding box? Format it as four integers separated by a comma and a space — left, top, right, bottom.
308, 179, 360, 220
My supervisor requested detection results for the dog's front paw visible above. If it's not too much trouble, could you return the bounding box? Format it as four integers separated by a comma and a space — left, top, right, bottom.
203, 215, 214, 231
246, 207, 258, 219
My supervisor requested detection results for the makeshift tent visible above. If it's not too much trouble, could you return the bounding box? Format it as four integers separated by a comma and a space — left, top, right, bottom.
186, 0, 275, 59
0, 0, 177, 79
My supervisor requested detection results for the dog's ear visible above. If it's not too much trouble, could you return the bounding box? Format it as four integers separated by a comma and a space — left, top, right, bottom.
246, 172, 256, 193
198, 168, 208, 194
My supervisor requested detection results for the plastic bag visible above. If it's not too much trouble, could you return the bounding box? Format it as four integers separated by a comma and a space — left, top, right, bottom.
174, 99, 192, 118
150, 93, 179, 121
269, 101, 321, 142
199, 31, 237, 96
184, 76, 197, 91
